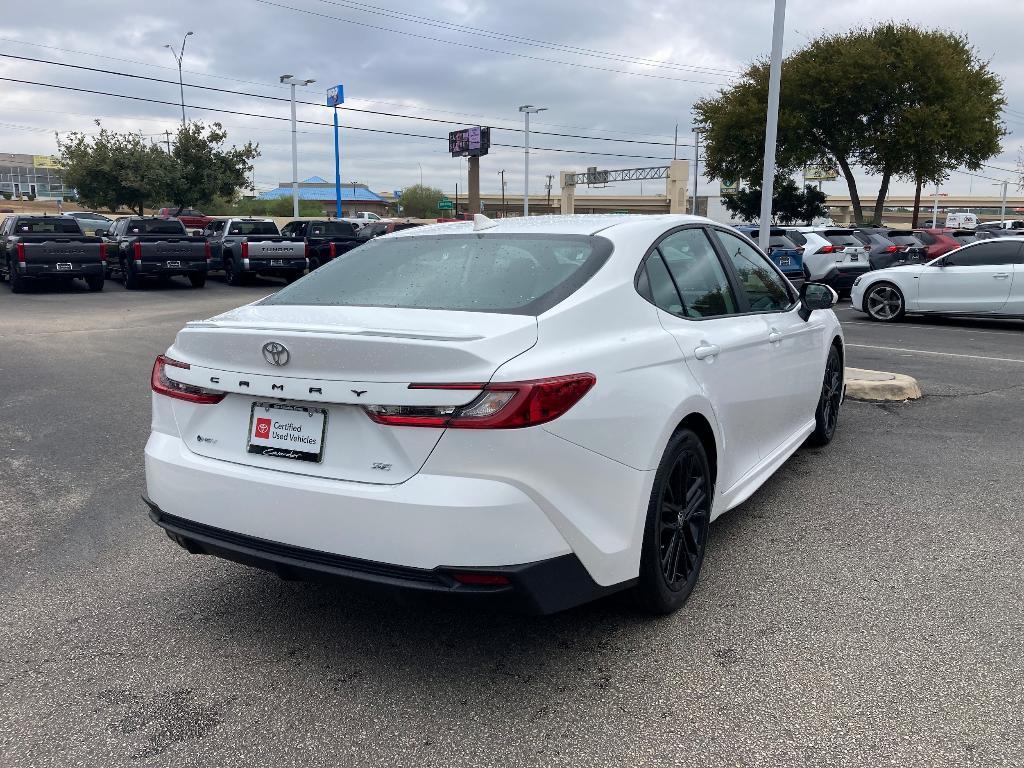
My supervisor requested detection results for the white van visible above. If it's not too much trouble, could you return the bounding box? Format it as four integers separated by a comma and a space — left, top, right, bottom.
944, 212, 977, 229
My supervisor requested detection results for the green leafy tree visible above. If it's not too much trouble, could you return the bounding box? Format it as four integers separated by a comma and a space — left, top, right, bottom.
696, 24, 1004, 224
166, 122, 259, 213
58, 123, 174, 214
721, 177, 828, 225
398, 184, 445, 218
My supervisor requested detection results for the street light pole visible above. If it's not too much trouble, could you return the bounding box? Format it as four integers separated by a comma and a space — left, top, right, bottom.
1000, 180, 1008, 223
757, 0, 787, 251
163, 32, 193, 127
280, 75, 316, 219
518, 105, 546, 217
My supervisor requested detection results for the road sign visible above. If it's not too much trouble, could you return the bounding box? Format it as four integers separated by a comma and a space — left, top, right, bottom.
803, 166, 837, 182
327, 84, 344, 107
720, 178, 740, 195
437, 199, 454, 210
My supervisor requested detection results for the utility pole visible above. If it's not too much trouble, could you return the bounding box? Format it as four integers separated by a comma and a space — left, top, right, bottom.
455, 182, 459, 218
673, 123, 678, 161
1000, 180, 1009, 223
499, 170, 506, 217
546, 174, 553, 211
164, 130, 172, 155
518, 105, 546, 216
280, 75, 316, 219
692, 128, 701, 215
932, 184, 940, 228
757, 0, 787, 250
163, 32, 193, 127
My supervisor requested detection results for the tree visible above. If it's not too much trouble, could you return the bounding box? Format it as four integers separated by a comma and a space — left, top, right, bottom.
398, 184, 445, 218
58, 123, 174, 214
721, 177, 828, 225
696, 24, 1005, 225
165, 122, 259, 212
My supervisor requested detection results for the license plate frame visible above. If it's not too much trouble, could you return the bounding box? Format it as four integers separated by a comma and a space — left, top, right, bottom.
55, 262, 73, 271
166, 260, 182, 268
270, 259, 285, 266
246, 402, 328, 463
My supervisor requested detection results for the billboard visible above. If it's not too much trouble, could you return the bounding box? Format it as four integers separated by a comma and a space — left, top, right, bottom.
327, 84, 344, 107
33, 155, 63, 169
448, 126, 490, 157
803, 166, 837, 182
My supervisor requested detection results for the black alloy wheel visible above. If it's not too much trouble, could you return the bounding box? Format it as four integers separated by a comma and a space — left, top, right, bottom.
635, 429, 712, 614
808, 344, 843, 446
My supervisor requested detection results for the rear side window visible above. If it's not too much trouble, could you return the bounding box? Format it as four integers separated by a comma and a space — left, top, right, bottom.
262, 234, 613, 316
657, 228, 737, 318
14, 218, 81, 234
946, 241, 1024, 266
126, 219, 187, 235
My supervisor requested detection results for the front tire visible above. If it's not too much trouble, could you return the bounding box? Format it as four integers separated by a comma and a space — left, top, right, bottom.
864, 282, 905, 322
188, 272, 207, 288
808, 344, 843, 446
633, 429, 712, 615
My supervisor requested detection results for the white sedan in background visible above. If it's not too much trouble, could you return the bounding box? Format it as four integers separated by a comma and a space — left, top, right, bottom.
144, 214, 844, 615
852, 237, 1024, 321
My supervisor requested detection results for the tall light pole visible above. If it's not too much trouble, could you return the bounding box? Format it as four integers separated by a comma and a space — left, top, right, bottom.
417, 163, 423, 186
280, 75, 316, 218
518, 105, 546, 216
163, 31, 193, 127
757, 0, 787, 251
999, 180, 1009, 223
499, 169, 506, 216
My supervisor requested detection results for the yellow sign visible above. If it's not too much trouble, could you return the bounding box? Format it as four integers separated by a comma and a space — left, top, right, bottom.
803, 166, 837, 182
33, 155, 63, 169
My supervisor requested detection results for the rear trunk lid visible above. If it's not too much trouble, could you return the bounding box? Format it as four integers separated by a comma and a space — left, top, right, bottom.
136, 237, 207, 265
20, 237, 104, 266
243, 238, 306, 259
165, 304, 537, 484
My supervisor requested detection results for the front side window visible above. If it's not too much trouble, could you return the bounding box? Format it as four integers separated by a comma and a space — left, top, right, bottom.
714, 230, 794, 313
262, 233, 613, 315
658, 229, 737, 318
945, 241, 1024, 267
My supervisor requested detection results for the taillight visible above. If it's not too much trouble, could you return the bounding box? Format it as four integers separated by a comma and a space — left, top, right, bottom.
16, 243, 25, 263
204, 241, 212, 262
329, 242, 337, 258
241, 241, 249, 259
304, 242, 311, 258
98, 243, 107, 262
151, 355, 225, 404
833, 245, 846, 252
884, 245, 899, 253
448, 572, 511, 587
363, 373, 596, 429
133, 241, 142, 263
819, 245, 835, 254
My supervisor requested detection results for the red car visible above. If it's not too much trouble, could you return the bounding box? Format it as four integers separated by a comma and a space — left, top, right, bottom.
913, 228, 977, 260
157, 207, 212, 230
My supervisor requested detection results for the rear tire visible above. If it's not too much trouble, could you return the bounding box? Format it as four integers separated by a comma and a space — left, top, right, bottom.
8, 256, 26, 293
123, 258, 142, 290
808, 344, 843, 446
224, 254, 244, 286
84, 275, 104, 292
864, 281, 905, 322
188, 272, 207, 288
633, 429, 712, 615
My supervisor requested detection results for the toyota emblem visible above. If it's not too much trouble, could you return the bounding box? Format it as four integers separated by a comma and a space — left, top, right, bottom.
262, 341, 290, 366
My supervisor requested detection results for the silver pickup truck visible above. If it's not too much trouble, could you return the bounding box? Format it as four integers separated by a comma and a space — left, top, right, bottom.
204, 218, 307, 286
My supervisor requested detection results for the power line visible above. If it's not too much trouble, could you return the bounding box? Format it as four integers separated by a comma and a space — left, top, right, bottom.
0, 76, 684, 162
0, 52, 695, 149
310, 0, 741, 77
251, 0, 734, 86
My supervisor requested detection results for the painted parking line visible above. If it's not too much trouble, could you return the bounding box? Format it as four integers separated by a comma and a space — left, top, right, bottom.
840, 320, 1023, 337
846, 343, 1024, 364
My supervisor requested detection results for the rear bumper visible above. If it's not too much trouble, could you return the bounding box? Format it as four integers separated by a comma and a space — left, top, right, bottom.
244, 257, 307, 274
135, 261, 208, 275
144, 498, 623, 614
22, 262, 104, 278
821, 265, 870, 290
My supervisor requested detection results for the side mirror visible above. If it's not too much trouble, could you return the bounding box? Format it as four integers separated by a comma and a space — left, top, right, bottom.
797, 281, 838, 321
96, 228, 108, 237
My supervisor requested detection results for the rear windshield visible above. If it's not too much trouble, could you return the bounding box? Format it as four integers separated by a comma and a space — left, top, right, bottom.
823, 232, 863, 247
262, 233, 614, 315
954, 233, 978, 245
767, 235, 797, 249
14, 218, 82, 234
309, 221, 357, 237
887, 233, 923, 246
126, 219, 187, 235
227, 221, 279, 236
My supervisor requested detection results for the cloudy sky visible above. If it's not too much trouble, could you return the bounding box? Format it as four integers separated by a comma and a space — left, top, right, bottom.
1, 0, 1022, 203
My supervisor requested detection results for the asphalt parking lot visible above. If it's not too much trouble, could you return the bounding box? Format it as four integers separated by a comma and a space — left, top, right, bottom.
1, 278, 1022, 767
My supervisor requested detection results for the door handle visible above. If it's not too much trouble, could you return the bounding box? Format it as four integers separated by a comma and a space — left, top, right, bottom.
993, 273, 1010, 279
768, 328, 783, 344
694, 343, 721, 360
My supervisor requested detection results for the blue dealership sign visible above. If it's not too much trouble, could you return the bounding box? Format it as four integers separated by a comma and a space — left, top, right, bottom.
327, 84, 344, 107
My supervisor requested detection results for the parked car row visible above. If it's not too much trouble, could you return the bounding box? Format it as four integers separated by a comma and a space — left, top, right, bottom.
1, 214, 416, 293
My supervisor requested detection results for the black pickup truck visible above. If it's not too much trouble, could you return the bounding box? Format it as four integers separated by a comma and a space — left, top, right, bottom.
100, 217, 209, 289
280, 219, 366, 270
0, 215, 105, 292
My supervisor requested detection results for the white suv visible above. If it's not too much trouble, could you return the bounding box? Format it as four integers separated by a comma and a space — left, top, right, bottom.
788, 228, 871, 296
144, 215, 844, 614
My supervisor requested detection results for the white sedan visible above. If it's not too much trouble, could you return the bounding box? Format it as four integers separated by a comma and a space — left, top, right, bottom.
852, 237, 1024, 321
144, 214, 844, 615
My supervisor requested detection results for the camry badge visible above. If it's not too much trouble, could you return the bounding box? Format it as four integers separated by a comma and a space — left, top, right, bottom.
262, 341, 290, 366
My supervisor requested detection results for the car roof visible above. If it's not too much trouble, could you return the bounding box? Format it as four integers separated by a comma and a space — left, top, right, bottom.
386, 213, 713, 239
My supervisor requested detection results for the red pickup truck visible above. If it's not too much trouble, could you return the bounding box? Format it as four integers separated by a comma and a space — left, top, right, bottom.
157, 207, 212, 230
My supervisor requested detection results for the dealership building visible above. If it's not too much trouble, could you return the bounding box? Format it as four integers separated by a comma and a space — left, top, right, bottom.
0, 153, 66, 200
256, 176, 390, 217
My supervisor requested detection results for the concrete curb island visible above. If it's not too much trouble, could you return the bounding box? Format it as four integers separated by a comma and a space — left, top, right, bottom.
845, 367, 922, 401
